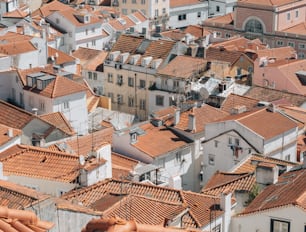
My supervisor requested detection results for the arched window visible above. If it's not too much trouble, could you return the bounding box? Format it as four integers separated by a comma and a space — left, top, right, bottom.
245, 19, 263, 34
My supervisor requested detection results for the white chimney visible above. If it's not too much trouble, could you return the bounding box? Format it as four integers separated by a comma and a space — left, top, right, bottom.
188, 110, 196, 132
256, 162, 279, 186
220, 190, 231, 232
174, 108, 180, 125
7, 128, 13, 138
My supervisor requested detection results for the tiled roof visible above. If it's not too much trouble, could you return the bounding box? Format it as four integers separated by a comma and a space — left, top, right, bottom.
0, 31, 32, 42
0, 100, 34, 129
209, 37, 266, 52
220, 93, 259, 113
281, 22, 306, 35
241, 167, 306, 215
111, 34, 144, 54
72, 47, 108, 71
206, 47, 245, 65
205, 13, 234, 25
256, 46, 296, 60
157, 56, 207, 79
184, 25, 211, 39
109, 15, 135, 31
39, 112, 76, 136
201, 172, 255, 196
132, 123, 188, 158
244, 86, 306, 106
17, 65, 54, 86
0, 180, 49, 209
232, 154, 298, 174
0, 124, 21, 146
24, 75, 88, 98
278, 105, 306, 126
0, 144, 81, 183
160, 29, 187, 41
54, 128, 113, 156
48, 46, 76, 65
170, 0, 204, 7
3, 8, 28, 18
32, 0, 72, 17
142, 39, 176, 61
238, 0, 298, 7
111, 152, 138, 179
102, 194, 188, 225
220, 107, 298, 139
62, 178, 227, 229
175, 104, 229, 133
0, 206, 54, 231
0, 40, 36, 55
55, 8, 101, 27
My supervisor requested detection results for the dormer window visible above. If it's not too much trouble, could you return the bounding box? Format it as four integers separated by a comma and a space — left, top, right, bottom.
130, 132, 137, 144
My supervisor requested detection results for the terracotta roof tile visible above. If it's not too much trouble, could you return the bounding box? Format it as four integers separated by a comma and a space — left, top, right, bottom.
241, 167, 306, 215
0, 180, 49, 209
281, 22, 306, 35
160, 29, 186, 41
201, 172, 255, 196
0, 40, 36, 55
0, 144, 81, 183
0, 100, 34, 129
175, 104, 229, 133
0, 124, 21, 146
142, 39, 176, 61
132, 123, 188, 158
239, 0, 298, 7
244, 86, 306, 106
170, 0, 204, 8
111, 152, 138, 179
256, 46, 296, 61
232, 154, 298, 174
206, 47, 244, 65
111, 34, 144, 54
48, 46, 76, 65
17, 65, 54, 86
157, 56, 207, 79
184, 25, 211, 39
0, 206, 54, 231
205, 13, 234, 25
32, 0, 73, 17
3, 8, 28, 18
221, 93, 260, 113
39, 112, 76, 136
24, 75, 88, 98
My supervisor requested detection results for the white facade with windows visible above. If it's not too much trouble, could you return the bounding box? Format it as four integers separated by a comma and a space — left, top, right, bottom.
168, 1, 208, 29
208, 0, 236, 17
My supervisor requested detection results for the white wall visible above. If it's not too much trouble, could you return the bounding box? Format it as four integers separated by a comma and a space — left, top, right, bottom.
231, 206, 306, 232
14, 50, 40, 69
0, 135, 21, 153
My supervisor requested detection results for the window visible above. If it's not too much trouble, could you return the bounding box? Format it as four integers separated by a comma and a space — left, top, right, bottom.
235, 138, 240, 146
140, 99, 146, 110
92, 27, 95, 33
117, 75, 123, 85
141, 0, 145, 3
214, 140, 218, 148
178, 14, 186, 21
140, 172, 151, 181
139, 79, 146, 89
155, 9, 159, 17
209, 154, 215, 165
212, 224, 221, 232
15, 75, 18, 83
298, 52, 305, 59
19, 93, 24, 107
216, 31, 221, 37
56, 18, 60, 24
225, 33, 231, 38
63, 101, 69, 109
93, 73, 97, 80
299, 43, 306, 49
108, 92, 114, 102
175, 152, 182, 165
88, 72, 92, 79
86, 29, 88, 35
122, 0, 126, 3
128, 77, 134, 87
11, 88, 15, 101
296, 10, 299, 18
117, 94, 123, 104
128, 96, 134, 107
270, 219, 290, 232
162, 8, 166, 14
285, 154, 290, 161
158, 158, 165, 168
288, 42, 295, 48
122, 9, 128, 15
156, 95, 164, 106
287, 13, 290, 20
92, 40, 96, 46
108, 73, 113, 83
245, 19, 263, 34
132, 0, 136, 3
216, 6, 220, 12
197, 12, 201, 18
228, 137, 232, 144
39, 100, 45, 111
277, 40, 284, 46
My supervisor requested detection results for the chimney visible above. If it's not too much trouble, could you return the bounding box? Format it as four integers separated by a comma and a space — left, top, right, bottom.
188, 111, 196, 132
220, 190, 231, 232
267, 103, 276, 113
174, 108, 180, 125
255, 162, 279, 186
7, 128, 13, 138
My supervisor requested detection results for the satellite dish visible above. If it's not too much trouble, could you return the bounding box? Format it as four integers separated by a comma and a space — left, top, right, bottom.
156, 77, 161, 89
79, 155, 85, 166
199, 87, 209, 100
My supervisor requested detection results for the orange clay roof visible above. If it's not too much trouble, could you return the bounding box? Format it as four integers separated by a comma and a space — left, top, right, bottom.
232, 153, 299, 174
39, 112, 76, 136
201, 172, 255, 196
0, 124, 21, 146
0, 179, 49, 209
24, 75, 88, 98
17, 65, 54, 86
170, 0, 203, 8
111, 152, 138, 179
241, 167, 306, 215
220, 93, 260, 113
32, 0, 72, 17
62, 178, 228, 228
175, 104, 229, 133
0, 40, 36, 55
132, 123, 188, 158
0, 206, 54, 231
238, 0, 300, 7
48, 46, 76, 65
157, 56, 207, 79
184, 25, 211, 39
